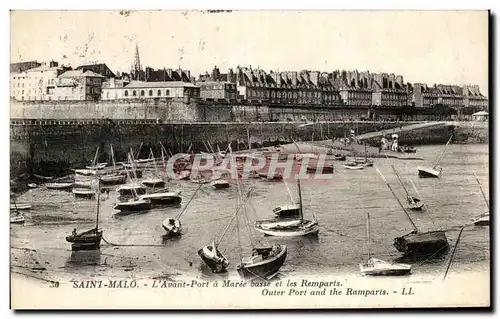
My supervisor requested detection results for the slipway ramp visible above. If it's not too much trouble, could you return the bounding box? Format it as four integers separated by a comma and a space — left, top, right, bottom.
354, 121, 449, 141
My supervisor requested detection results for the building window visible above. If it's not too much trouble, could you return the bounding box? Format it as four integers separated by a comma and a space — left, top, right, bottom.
106, 92, 109, 98
125, 90, 129, 97
133, 90, 137, 96
141, 90, 145, 96
166, 89, 170, 96
149, 90, 153, 96
157, 90, 161, 96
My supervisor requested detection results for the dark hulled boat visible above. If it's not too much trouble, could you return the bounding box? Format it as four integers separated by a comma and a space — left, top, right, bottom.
375, 165, 449, 257
66, 228, 103, 251
66, 178, 103, 251
394, 230, 448, 256
236, 244, 287, 280
198, 242, 230, 273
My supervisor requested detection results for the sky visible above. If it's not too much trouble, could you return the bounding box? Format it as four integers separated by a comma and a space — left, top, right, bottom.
10, 10, 489, 95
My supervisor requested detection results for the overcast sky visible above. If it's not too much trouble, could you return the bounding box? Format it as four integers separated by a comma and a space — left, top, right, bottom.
10, 10, 488, 94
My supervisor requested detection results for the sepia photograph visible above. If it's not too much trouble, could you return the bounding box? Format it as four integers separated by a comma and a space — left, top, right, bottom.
9, 9, 490, 309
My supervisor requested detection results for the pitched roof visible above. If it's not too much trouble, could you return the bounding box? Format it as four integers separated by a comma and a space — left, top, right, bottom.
58, 70, 105, 78
124, 81, 197, 89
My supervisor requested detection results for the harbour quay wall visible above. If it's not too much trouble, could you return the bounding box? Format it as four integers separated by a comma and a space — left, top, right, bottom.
10, 120, 487, 178
10, 99, 371, 122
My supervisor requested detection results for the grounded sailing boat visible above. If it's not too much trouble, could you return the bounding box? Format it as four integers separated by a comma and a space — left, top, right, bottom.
417, 135, 453, 178
375, 166, 449, 257
471, 171, 489, 226
100, 144, 126, 185
254, 178, 320, 237
360, 213, 411, 276
231, 146, 287, 280
355, 143, 374, 167
141, 148, 166, 188
66, 178, 103, 251
162, 184, 203, 237
198, 189, 254, 273
391, 165, 424, 210
113, 155, 152, 213
116, 153, 147, 196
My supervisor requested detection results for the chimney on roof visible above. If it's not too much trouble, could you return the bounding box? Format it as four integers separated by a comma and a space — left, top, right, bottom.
389, 73, 396, 89
167, 68, 172, 79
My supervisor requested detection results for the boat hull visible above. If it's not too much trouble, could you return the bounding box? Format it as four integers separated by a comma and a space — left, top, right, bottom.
10, 203, 32, 210
236, 245, 287, 280
162, 219, 183, 237
66, 231, 103, 251
394, 230, 449, 257
46, 183, 74, 190
198, 247, 229, 273
10, 216, 26, 224
254, 222, 320, 237
113, 200, 151, 212
141, 180, 166, 188
408, 197, 424, 210
417, 166, 441, 178
360, 265, 411, 276
150, 196, 181, 206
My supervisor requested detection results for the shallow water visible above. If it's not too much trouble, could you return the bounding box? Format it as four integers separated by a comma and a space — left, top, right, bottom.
10, 144, 490, 281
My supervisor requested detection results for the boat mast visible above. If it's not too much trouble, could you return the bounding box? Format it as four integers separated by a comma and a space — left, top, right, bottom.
160, 148, 166, 181
92, 146, 100, 167
366, 212, 371, 260
375, 166, 418, 232
283, 179, 296, 204
443, 225, 466, 281
229, 144, 255, 249
95, 177, 101, 230
391, 165, 412, 201
175, 184, 203, 220
135, 142, 143, 160
216, 189, 253, 246
110, 144, 116, 171
297, 178, 304, 222
150, 148, 159, 177
433, 135, 453, 169
473, 171, 489, 209
247, 127, 251, 151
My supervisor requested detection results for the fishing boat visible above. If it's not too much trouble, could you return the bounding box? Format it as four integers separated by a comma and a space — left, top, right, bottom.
66, 178, 103, 251
375, 166, 449, 257
46, 182, 73, 191
472, 212, 489, 226
74, 168, 97, 177
198, 188, 253, 273
10, 211, 26, 224
273, 204, 301, 218
116, 184, 147, 196
354, 143, 374, 167
10, 203, 32, 210
139, 191, 182, 206
417, 135, 452, 178
198, 241, 230, 273
28, 183, 38, 188
306, 161, 334, 174
113, 197, 151, 212
334, 154, 347, 161
471, 171, 489, 226
33, 173, 53, 181
162, 184, 203, 238
101, 174, 126, 185
237, 244, 287, 280
359, 213, 411, 276
343, 161, 365, 170
141, 148, 167, 188
212, 179, 231, 189
391, 166, 424, 211
72, 188, 96, 198
254, 179, 319, 237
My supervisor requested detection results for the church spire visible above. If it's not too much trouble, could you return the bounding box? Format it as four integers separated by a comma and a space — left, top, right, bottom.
133, 44, 142, 73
